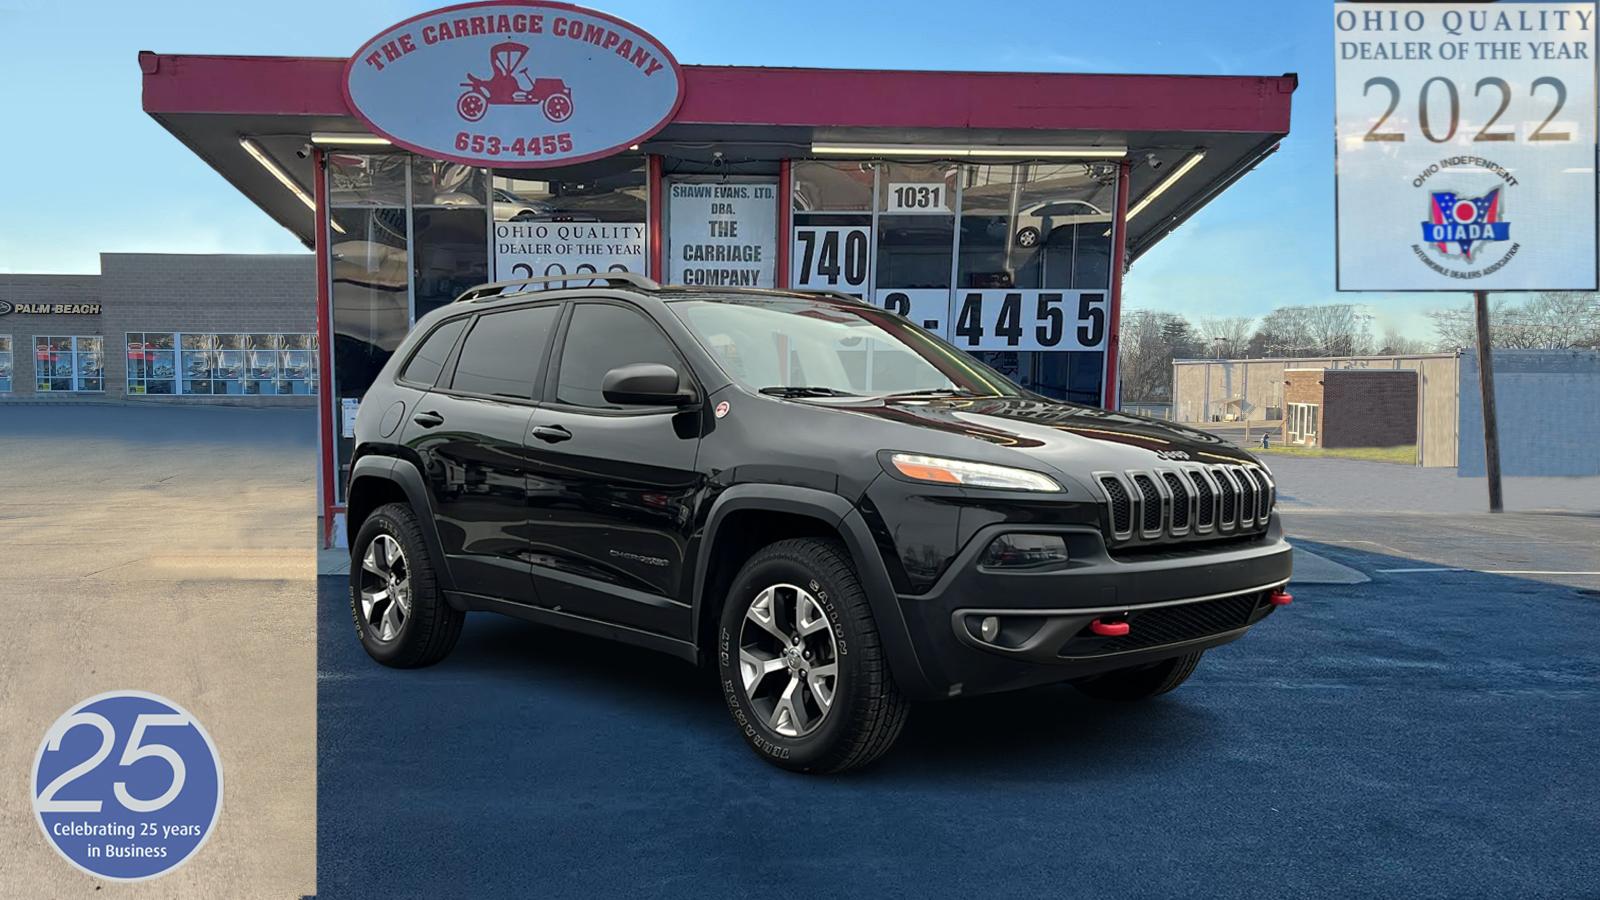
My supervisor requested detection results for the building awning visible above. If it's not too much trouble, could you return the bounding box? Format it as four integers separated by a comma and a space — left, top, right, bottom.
139, 52, 1295, 260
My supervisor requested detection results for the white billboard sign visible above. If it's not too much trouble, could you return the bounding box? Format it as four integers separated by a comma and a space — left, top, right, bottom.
493, 220, 646, 283
1334, 3, 1597, 291
667, 181, 778, 288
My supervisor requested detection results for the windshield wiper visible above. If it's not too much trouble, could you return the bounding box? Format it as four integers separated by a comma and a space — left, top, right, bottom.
758, 386, 860, 398
882, 388, 991, 399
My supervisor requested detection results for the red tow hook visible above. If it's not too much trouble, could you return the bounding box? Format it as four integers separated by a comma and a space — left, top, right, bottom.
1089, 618, 1130, 637
1269, 588, 1293, 607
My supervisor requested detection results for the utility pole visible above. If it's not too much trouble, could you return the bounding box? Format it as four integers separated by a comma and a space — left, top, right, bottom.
1473, 290, 1503, 513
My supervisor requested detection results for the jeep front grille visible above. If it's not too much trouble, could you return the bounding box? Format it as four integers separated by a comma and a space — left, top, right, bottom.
1095, 464, 1274, 549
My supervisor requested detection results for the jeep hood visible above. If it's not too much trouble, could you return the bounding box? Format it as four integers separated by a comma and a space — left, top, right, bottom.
820, 395, 1261, 474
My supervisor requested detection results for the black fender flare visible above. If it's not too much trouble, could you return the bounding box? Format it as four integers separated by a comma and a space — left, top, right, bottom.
690, 484, 936, 700
346, 455, 457, 594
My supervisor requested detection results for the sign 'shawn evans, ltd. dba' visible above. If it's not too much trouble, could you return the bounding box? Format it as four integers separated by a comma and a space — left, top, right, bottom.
343, 1, 685, 168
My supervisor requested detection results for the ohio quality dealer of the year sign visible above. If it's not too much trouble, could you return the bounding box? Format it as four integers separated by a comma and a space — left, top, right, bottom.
1334, 2, 1597, 291
343, 1, 685, 167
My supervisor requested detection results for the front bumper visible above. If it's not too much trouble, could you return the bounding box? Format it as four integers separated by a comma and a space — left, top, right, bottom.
892, 516, 1293, 698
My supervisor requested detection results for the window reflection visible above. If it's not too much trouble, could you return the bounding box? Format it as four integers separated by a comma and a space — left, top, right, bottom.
0, 334, 11, 392
35, 335, 102, 392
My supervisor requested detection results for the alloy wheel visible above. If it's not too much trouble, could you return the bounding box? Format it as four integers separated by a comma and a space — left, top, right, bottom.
359, 534, 412, 642
737, 583, 839, 738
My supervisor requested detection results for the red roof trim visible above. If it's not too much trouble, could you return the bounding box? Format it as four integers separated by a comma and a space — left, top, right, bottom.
140, 52, 1294, 134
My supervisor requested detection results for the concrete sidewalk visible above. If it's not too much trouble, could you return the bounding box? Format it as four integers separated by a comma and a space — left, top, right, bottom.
0, 406, 317, 898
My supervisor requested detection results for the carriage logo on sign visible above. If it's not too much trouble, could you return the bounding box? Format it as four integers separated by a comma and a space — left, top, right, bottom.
343, 1, 685, 168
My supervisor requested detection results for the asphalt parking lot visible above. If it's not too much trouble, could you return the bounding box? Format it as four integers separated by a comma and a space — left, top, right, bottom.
0, 404, 317, 898
317, 456, 1600, 899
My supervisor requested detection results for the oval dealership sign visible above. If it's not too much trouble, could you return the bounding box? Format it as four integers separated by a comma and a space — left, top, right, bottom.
343, 1, 684, 167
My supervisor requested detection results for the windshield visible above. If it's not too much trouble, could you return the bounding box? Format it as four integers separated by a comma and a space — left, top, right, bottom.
671, 297, 1023, 397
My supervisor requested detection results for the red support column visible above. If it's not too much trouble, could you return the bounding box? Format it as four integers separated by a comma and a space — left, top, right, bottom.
777, 159, 793, 289
647, 154, 664, 281
312, 149, 338, 548
1102, 158, 1132, 410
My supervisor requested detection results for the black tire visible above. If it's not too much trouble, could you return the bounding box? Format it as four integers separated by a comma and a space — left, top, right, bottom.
1015, 226, 1041, 248
1072, 651, 1203, 702
717, 538, 909, 774
349, 502, 463, 669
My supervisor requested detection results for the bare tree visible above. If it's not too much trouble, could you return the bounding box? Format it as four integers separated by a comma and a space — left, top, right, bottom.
1119, 309, 1200, 403
1196, 316, 1255, 358
1428, 292, 1600, 350
1248, 304, 1372, 357
1376, 327, 1431, 356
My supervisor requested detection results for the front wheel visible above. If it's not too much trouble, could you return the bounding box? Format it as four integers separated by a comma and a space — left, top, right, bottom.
543, 93, 573, 122
350, 502, 463, 668
1072, 651, 1203, 701
717, 538, 909, 774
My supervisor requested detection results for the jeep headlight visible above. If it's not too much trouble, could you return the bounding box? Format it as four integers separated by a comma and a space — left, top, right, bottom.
886, 453, 1061, 492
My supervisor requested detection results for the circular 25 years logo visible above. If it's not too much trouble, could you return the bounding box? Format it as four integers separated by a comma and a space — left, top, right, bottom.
31, 691, 223, 881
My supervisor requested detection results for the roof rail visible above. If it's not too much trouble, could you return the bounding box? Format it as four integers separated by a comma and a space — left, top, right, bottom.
453, 271, 662, 304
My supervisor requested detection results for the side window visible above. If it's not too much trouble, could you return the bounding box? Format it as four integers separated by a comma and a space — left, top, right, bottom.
555, 303, 681, 409
449, 305, 558, 399
399, 317, 468, 386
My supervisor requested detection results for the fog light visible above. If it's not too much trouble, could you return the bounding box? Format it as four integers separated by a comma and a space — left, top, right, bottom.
979, 534, 1069, 569
979, 616, 1000, 642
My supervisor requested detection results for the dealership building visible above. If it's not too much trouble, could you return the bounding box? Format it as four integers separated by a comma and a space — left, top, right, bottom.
137, 2, 1296, 544
0, 253, 315, 403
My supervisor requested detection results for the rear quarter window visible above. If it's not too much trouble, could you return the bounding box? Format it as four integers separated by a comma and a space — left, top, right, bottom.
399, 318, 468, 386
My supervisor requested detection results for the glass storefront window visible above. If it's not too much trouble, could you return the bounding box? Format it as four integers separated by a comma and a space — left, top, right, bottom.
412, 160, 486, 208
136, 333, 316, 397
328, 153, 408, 206
0, 335, 12, 392
875, 161, 958, 292
793, 161, 874, 212
956, 162, 1115, 404
957, 163, 1114, 290
279, 334, 318, 395
329, 153, 412, 500
787, 159, 1117, 405
490, 158, 648, 285
413, 208, 489, 319
492, 158, 646, 223
791, 162, 875, 298
126, 332, 177, 395
35, 335, 102, 392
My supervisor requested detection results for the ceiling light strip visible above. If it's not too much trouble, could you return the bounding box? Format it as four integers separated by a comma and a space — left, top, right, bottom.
1126, 151, 1207, 221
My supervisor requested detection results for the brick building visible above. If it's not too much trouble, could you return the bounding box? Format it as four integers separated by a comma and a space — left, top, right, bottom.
0, 253, 315, 405
1282, 367, 1417, 449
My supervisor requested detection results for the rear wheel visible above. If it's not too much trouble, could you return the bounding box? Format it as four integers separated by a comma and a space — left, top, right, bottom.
1072, 651, 1203, 701
350, 502, 463, 668
717, 538, 909, 774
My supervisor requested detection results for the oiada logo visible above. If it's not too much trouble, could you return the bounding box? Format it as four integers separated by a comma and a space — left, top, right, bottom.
343, 1, 684, 168
1416, 183, 1515, 278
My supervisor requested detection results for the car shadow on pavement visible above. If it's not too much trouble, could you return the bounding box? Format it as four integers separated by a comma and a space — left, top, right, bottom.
387, 586, 1226, 778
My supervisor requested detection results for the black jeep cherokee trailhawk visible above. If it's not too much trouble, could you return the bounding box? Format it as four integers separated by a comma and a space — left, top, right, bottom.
346, 273, 1293, 773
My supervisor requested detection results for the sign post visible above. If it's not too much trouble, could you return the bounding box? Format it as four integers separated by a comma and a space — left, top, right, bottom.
1473, 290, 1504, 512
1333, 1, 1597, 510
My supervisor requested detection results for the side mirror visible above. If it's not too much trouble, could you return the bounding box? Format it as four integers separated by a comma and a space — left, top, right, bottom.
601, 363, 696, 407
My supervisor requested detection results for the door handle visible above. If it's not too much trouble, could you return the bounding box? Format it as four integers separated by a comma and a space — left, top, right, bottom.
531, 424, 572, 443
412, 410, 445, 428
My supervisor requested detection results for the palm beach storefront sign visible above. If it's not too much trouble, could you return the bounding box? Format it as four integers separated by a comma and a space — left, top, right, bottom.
0, 300, 101, 316
343, 1, 685, 167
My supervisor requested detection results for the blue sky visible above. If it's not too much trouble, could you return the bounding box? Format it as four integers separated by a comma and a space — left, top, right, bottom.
0, 0, 1444, 337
